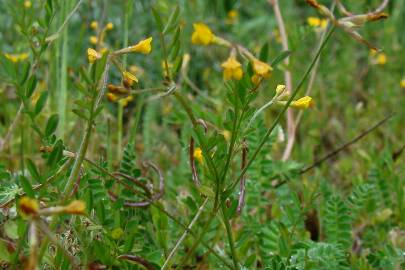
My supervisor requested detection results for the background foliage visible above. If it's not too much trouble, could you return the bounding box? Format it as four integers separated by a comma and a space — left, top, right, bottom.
0, 0, 404, 269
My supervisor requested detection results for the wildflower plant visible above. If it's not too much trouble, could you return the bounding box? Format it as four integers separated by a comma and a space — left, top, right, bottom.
0, 1, 403, 270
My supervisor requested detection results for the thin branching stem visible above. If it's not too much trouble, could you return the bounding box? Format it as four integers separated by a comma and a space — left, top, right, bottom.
161, 197, 209, 270
227, 26, 336, 194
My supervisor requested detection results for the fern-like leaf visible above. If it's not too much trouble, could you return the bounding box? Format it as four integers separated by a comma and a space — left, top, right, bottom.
324, 195, 352, 250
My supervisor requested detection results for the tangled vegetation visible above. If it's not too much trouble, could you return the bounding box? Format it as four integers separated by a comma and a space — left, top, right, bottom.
0, 0, 404, 269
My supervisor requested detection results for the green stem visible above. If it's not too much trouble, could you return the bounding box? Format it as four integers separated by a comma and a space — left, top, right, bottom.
117, 102, 124, 161
63, 60, 110, 198
221, 201, 238, 270
58, 0, 70, 138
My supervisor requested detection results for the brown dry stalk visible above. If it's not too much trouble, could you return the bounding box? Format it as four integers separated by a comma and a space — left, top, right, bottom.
268, 0, 296, 161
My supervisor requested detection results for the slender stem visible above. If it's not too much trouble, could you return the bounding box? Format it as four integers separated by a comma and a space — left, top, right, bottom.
58, 0, 70, 138
0, 103, 23, 152
176, 212, 217, 269
117, 102, 124, 161
161, 198, 209, 270
221, 201, 239, 270
78, 154, 233, 268
173, 92, 220, 186
45, 0, 84, 43
295, 2, 335, 128
227, 26, 336, 194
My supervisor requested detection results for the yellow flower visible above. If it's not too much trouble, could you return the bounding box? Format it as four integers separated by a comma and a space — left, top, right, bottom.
19, 197, 39, 216
130, 37, 153, 54
122, 71, 138, 87
107, 93, 118, 102
106, 22, 114, 30
290, 96, 314, 109
194, 147, 203, 164
89, 36, 98, 45
90, 21, 98, 30
87, 48, 100, 63
24, 1, 31, 8
276, 84, 286, 96
221, 56, 243, 80
119, 95, 133, 107
376, 53, 387, 65
320, 19, 328, 29
252, 59, 272, 78
191, 23, 215, 45
400, 79, 405, 89
369, 50, 387, 65
4, 53, 29, 63
307, 17, 321, 27
63, 200, 86, 215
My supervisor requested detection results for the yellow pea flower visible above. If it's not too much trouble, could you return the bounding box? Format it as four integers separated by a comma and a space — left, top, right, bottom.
221, 130, 231, 142
122, 71, 138, 87
252, 59, 272, 78
290, 96, 314, 109
4, 53, 29, 63
87, 48, 100, 63
221, 56, 243, 81
106, 22, 114, 30
130, 37, 153, 54
376, 53, 387, 65
320, 19, 328, 29
191, 23, 215, 45
19, 197, 39, 216
307, 17, 321, 27
194, 147, 203, 164
90, 21, 98, 30
89, 36, 98, 45
63, 200, 86, 215
400, 79, 405, 89
276, 84, 286, 96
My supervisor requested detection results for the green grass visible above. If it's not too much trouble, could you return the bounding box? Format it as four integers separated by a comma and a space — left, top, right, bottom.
0, 0, 404, 269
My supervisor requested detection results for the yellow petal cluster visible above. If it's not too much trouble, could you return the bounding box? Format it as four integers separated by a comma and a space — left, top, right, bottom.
307, 17, 327, 29
191, 23, 215, 45
221, 56, 243, 81
87, 48, 100, 63
130, 37, 153, 54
